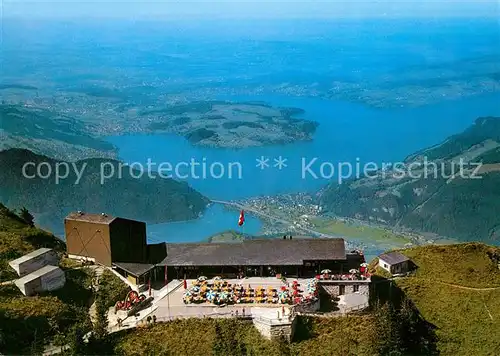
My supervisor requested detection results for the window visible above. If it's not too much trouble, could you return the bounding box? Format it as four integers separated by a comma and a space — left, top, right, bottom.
339, 285, 345, 295
384, 263, 388, 268
353, 285, 359, 293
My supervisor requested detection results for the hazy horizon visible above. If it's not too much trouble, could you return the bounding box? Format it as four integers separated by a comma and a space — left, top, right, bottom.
3, 0, 499, 20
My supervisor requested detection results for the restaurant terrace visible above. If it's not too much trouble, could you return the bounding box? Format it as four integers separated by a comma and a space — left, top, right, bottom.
111, 238, 364, 283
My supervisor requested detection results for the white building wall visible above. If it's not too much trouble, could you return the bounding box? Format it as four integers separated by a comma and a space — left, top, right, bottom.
15, 267, 66, 296
379, 258, 408, 275
378, 258, 392, 273
321, 281, 370, 298
9, 249, 59, 277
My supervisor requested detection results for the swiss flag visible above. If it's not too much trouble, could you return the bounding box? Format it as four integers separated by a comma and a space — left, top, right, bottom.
238, 210, 245, 226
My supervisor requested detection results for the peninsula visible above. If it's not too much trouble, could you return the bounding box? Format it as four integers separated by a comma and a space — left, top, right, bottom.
0, 92, 318, 161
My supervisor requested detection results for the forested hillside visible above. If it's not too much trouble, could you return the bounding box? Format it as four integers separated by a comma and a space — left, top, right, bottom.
0, 148, 209, 229
320, 117, 500, 243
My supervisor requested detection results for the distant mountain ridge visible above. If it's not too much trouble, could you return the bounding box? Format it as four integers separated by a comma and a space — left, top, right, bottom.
319, 116, 500, 243
0, 148, 209, 230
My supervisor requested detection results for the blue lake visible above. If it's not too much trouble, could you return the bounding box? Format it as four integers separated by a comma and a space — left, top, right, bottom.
6, 17, 499, 253
146, 203, 262, 244
107, 93, 500, 243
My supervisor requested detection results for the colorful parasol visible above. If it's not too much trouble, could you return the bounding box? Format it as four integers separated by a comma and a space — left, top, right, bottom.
278, 290, 288, 299
206, 290, 217, 301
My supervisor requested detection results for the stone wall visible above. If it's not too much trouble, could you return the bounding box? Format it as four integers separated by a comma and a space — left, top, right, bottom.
252, 317, 297, 341
320, 281, 370, 298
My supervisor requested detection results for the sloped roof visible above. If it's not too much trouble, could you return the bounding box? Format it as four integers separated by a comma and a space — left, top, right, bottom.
379, 251, 410, 265
65, 212, 116, 224
9, 248, 53, 267
113, 262, 155, 277
159, 238, 346, 266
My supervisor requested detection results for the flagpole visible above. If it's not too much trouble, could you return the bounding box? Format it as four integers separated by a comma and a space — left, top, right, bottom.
238, 209, 245, 239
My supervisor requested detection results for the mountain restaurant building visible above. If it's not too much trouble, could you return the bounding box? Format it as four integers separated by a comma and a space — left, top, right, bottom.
155, 238, 362, 280
64, 212, 363, 286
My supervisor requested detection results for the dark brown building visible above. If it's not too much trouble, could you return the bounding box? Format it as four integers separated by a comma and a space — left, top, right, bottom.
65, 212, 147, 267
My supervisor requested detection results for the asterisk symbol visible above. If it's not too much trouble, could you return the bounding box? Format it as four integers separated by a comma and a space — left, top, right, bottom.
256, 156, 270, 170
274, 156, 288, 170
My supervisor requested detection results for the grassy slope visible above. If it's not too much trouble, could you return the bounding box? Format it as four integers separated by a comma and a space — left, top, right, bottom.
114, 319, 285, 355
113, 316, 377, 356
402, 243, 500, 288
390, 243, 500, 355
98, 269, 131, 308
311, 217, 411, 246
292, 315, 377, 356
0, 203, 65, 282
0, 203, 94, 354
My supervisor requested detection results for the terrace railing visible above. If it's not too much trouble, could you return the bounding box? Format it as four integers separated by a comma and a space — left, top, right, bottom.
318, 274, 371, 282
252, 314, 294, 325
